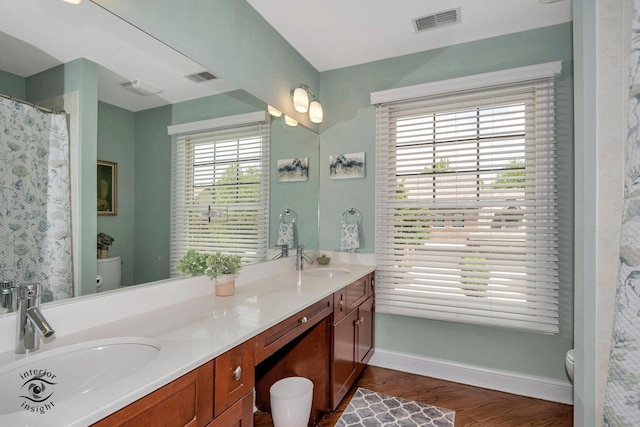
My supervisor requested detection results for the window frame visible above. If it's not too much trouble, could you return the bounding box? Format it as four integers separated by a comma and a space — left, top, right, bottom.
372, 63, 561, 334
169, 112, 270, 272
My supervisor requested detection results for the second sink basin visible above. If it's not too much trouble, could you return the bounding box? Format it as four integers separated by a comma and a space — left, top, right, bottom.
0, 337, 160, 416
304, 268, 351, 278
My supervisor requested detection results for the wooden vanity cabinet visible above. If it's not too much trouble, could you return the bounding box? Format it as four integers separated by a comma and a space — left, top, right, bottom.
331, 272, 375, 410
94, 271, 375, 426
92, 361, 214, 427
93, 340, 255, 427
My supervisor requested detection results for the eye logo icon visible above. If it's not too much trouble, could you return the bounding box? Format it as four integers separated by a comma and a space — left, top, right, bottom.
18, 369, 57, 414
23, 378, 53, 402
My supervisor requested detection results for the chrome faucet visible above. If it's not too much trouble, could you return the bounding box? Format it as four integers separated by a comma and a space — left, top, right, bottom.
15, 283, 55, 354
1, 279, 15, 313
296, 245, 313, 270
272, 245, 289, 260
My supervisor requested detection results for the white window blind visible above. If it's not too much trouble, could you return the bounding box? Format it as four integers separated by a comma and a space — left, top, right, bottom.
171, 118, 270, 271
374, 77, 559, 334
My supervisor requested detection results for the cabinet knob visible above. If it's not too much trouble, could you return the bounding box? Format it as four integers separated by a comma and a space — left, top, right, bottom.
300, 316, 308, 324
233, 366, 242, 381
339, 300, 344, 308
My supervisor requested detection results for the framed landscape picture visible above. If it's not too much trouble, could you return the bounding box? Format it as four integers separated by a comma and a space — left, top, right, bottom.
97, 160, 117, 215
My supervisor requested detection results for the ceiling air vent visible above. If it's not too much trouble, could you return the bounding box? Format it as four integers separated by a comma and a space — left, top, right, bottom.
413, 7, 460, 33
185, 71, 218, 83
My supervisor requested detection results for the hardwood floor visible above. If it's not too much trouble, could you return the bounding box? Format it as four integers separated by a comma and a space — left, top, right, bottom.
254, 365, 573, 426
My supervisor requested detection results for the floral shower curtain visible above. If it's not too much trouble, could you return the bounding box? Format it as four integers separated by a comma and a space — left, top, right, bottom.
604, 1, 640, 424
0, 97, 73, 301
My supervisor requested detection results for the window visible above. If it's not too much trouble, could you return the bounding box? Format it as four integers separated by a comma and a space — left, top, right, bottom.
373, 63, 561, 333
169, 112, 270, 270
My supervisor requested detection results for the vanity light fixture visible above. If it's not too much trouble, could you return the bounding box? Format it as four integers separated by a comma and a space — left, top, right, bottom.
284, 115, 298, 127
267, 105, 283, 117
291, 84, 323, 124
63, 0, 82, 3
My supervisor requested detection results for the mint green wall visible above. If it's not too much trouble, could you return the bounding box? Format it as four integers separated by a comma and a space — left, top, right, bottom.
97, 102, 135, 286
26, 59, 99, 296
171, 90, 264, 124
0, 69, 25, 98
317, 23, 574, 381
269, 119, 319, 250
132, 105, 172, 284
93, 0, 320, 129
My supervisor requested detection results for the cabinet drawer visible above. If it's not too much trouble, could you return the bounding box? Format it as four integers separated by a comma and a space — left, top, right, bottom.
214, 340, 255, 418
255, 295, 333, 363
345, 275, 368, 313
93, 361, 213, 427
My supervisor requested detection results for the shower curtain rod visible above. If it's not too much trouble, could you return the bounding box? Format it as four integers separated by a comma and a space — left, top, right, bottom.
0, 92, 65, 115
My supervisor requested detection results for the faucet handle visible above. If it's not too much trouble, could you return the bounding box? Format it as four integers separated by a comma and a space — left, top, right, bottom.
17, 282, 40, 299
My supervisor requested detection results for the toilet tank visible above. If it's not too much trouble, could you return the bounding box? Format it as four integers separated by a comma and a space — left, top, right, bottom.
97, 256, 122, 292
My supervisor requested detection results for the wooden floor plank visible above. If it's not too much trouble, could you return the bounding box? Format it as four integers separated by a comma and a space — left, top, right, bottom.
254, 365, 573, 426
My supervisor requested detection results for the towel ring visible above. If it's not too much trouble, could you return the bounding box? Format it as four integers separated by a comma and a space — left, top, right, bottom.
280, 208, 298, 224
342, 208, 362, 225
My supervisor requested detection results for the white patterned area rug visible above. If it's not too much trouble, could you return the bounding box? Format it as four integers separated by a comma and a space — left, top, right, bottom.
335, 388, 455, 427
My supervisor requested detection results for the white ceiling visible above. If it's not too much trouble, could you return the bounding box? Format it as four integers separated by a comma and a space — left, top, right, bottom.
247, 0, 572, 72
0, 0, 571, 112
0, 0, 236, 112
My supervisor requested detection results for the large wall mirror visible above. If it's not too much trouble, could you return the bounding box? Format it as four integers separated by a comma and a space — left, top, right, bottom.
0, 0, 319, 305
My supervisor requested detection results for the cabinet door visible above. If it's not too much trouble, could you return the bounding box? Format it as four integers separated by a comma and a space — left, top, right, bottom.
92, 361, 213, 427
331, 308, 358, 410
356, 296, 374, 371
207, 391, 253, 427
214, 340, 255, 418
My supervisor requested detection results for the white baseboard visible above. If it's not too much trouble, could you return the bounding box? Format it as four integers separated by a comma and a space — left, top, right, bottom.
369, 349, 574, 405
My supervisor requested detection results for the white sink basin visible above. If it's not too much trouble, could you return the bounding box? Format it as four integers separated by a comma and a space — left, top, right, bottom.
304, 268, 351, 278
0, 337, 160, 415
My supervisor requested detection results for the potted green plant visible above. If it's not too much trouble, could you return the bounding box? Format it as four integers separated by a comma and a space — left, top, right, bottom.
206, 251, 243, 296
175, 250, 242, 296
97, 232, 115, 259
174, 249, 209, 276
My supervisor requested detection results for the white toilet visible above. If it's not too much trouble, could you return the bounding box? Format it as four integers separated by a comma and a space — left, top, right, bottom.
97, 256, 122, 292
565, 349, 574, 382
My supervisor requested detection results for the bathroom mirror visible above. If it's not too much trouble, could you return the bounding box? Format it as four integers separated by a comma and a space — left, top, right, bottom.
0, 0, 319, 302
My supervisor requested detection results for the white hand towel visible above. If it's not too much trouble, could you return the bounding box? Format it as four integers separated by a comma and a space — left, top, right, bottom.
277, 223, 294, 248
340, 223, 360, 252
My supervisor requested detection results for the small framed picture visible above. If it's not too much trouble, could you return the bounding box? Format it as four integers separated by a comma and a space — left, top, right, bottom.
330, 152, 365, 179
277, 158, 309, 182
97, 160, 117, 216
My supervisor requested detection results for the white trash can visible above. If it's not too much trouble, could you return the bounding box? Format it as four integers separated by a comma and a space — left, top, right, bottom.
270, 377, 313, 427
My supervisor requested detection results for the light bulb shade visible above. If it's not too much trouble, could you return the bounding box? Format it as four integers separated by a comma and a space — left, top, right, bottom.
284, 115, 298, 127
293, 87, 309, 113
267, 105, 282, 117
309, 100, 323, 124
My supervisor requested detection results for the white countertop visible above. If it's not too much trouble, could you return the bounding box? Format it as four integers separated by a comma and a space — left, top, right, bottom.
0, 260, 375, 427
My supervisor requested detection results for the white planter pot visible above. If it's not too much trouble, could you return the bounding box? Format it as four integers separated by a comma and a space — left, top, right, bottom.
215, 274, 235, 296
